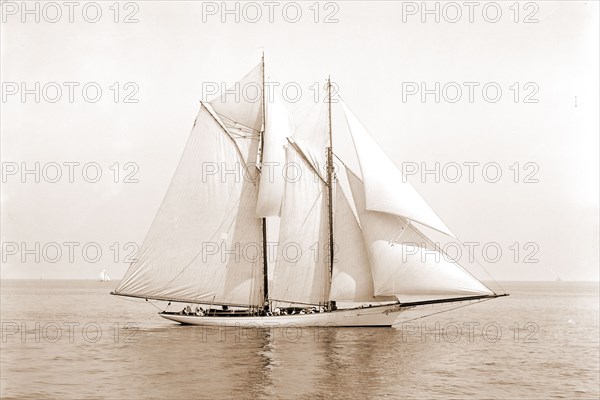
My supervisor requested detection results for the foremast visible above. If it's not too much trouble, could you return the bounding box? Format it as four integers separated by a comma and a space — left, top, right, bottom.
259, 53, 269, 312
326, 76, 335, 311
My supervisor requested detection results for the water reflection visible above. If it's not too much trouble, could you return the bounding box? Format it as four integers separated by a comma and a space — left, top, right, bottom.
2, 281, 598, 399
112, 324, 425, 399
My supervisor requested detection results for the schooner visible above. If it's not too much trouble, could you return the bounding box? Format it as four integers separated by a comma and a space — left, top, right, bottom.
111, 57, 507, 327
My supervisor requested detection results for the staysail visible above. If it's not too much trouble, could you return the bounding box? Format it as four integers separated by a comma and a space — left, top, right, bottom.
115, 104, 264, 306
329, 182, 394, 302
256, 92, 293, 217
346, 167, 493, 299
270, 144, 330, 306
341, 100, 454, 237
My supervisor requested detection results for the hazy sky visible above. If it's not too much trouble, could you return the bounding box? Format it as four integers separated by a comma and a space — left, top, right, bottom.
1, 1, 598, 281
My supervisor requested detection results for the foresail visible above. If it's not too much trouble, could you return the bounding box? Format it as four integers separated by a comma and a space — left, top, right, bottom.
329, 182, 394, 302
115, 105, 264, 306
270, 145, 330, 306
256, 92, 293, 217
346, 167, 493, 300
341, 100, 454, 238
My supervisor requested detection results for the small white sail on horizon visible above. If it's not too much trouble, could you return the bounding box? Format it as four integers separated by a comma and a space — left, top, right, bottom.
100, 269, 111, 282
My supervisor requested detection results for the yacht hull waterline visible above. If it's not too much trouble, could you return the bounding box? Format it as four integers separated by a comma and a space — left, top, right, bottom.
159, 303, 403, 327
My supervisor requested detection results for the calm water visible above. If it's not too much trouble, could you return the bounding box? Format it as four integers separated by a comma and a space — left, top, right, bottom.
1, 280, 598, 399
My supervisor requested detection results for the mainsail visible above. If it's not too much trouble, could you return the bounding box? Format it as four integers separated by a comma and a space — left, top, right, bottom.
270, 144, 330, 306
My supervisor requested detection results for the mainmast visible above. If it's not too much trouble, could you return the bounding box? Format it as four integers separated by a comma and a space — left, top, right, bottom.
326, 77, 335, 310
260, 53, 269, 312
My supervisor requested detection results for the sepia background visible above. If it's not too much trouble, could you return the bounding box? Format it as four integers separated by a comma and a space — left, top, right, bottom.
1, 1, 598, 282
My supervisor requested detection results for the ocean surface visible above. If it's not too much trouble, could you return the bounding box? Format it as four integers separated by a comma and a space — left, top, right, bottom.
1, 280, 598, 399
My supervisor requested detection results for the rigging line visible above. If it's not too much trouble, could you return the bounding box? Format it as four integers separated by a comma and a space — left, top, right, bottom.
114, 293, 165, 311
224, 123, 260, 135
228, 131, 259, 140
287, 139, 328, 185
216, 113, 260, 134
112, 291, 254, 308
201, 102, 259, 183
455, 233, 507, 294
300, 191, 325, 230
147, 300, 164, 311
390, 220, 411, 245
332, 153, 347, 168
392, 298, 493, 325
408, 220, 497, 295
268, 298, 323, 307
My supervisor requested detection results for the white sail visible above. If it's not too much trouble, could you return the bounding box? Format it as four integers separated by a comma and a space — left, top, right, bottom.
256, 92, 294, 217
271, 145, 330, 306
341, 100, 454, 237
329, 182, 394, 302
346, 168, 493, 299
209, 62, 263, 134
290, 90, 329, 173
115, 104, 264, 306
99, 269, 110, 282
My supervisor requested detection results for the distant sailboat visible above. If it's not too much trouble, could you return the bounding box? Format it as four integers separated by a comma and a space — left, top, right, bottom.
111, 56, 507, 327
100, 269, 111, 282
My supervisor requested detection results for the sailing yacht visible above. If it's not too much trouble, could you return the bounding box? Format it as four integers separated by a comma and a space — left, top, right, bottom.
100, 269, 111, 282
111, 56, 507, 327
